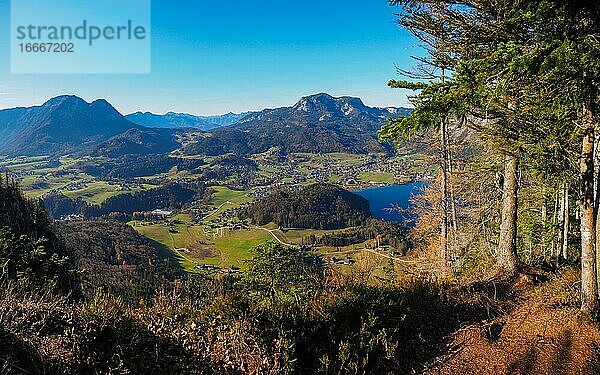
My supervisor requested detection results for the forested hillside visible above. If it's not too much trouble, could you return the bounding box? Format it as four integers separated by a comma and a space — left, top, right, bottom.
75, 155, 205, 179
62, 221, 175, 300
0, 174, 75, 291
89, 128, 180, 157
44, 182, 203, 220
242, 183, 372, 229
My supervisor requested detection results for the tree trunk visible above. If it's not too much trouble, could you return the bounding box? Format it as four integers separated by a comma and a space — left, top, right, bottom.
439, 68, 449, 265
446, 124, 459, 258
595, 129, 600, 291
541, 192, 547, 223
497, 154, 519, 275
580, 100, 598, 315
562, 183, 569, 261
447, 135, 459, 233
439, 118, 448, 263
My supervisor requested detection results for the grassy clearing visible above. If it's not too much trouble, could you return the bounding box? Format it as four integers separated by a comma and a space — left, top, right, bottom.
326, 152, 366, 166
328, 174, 344, 183
63, 182, 121, 205
20, 176, 75, 198
213, 229, 273, 267
133, 223, 203, 272
277, 228, 346, 244
0, 156, 50, 170
173, 213, 193, 224
63, 182, 157, 205
357, 172, 396, 184
133, 220, 272, 272
210, 186, 251, 207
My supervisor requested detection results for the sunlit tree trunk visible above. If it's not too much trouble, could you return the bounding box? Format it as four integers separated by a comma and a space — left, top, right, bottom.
438, 69, 449, 265
541, 191, 547, 223
595, 130, 600, 290
497, 154, 519, 275
553, 191, 560, 260
580, 98, 598, 315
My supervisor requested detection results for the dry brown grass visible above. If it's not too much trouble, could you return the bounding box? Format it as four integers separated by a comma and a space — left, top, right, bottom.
426, 270, 600, 375
188, 241, 220, 259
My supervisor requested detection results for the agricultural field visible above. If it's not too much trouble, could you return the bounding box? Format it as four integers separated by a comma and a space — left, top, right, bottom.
209, 186, 251, 207
2, 156, 160, 204
62, 181, 156, 205
357, 171, 396, 184
0, 155, 51, 170
133, 221, 275, 272
132, 213, 389, 273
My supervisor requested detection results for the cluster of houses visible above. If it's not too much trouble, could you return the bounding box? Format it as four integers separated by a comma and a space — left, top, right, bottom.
201, 206, 251, 231
329, 256, 356, 265
193, 263, 241, 274
8, 170, 36, 179
204, 219, 249, 232
243, 152, 432, 192
63, 181, 91, 191
58, 213, 84, 222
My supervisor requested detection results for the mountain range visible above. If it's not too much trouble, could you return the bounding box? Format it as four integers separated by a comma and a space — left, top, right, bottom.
125, 111, 254, 131
0, 96, 140, 156
182, 93, 411, 156
0, 94, 411, 157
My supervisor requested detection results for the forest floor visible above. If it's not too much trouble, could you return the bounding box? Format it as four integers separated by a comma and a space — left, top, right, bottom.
426, 267, 600, 374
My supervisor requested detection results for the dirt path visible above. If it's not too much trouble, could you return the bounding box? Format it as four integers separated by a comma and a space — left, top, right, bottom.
251, 226, 296, 246
201, 201, 232, 221
168, 232, 197, 266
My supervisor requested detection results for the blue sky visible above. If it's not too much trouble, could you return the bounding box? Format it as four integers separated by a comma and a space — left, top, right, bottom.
0, 0, 421, 115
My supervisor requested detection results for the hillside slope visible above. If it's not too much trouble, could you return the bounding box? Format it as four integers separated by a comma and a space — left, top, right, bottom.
89, 127, 181, 157
0, 175, 75, 290
62, 220, 175, 299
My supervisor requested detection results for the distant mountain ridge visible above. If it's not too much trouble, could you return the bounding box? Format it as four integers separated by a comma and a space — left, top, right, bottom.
0, 96, 140, 156
183, 93, 412, 156
236, 93, 410, 128
126, 111, 254, 130
0, 93, 412, 157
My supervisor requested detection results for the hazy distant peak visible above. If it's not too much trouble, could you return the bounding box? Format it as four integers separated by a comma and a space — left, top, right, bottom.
42, 96, 122, 118
125, 110, 255, 130
43, 95, 88, 108
91, 98, 112, 107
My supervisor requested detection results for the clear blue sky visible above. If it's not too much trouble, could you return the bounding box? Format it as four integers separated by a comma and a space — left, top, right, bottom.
0, 0, 421, 115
